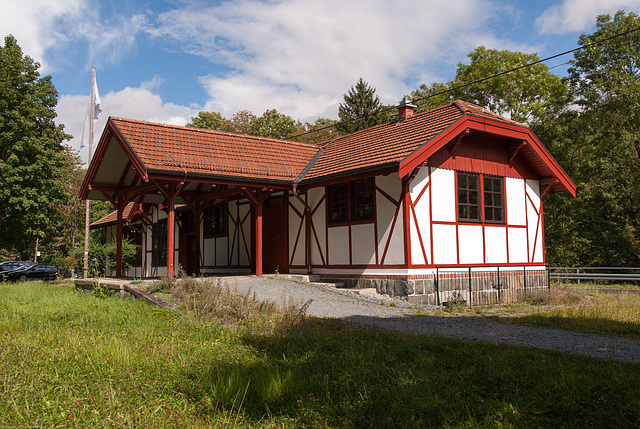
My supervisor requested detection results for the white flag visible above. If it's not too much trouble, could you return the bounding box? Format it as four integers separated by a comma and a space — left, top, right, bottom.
80, 75, 102, 149
92, 77, 102, 120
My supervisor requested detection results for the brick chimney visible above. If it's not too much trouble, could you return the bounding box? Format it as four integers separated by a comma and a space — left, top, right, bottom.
396, 97, 417, 121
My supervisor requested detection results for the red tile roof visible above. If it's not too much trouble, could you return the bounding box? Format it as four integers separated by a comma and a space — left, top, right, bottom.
110, 118, 320, 182
90, 202, 137, 228
304, 100, 527, 181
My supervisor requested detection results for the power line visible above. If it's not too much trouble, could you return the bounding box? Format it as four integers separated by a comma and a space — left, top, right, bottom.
290, 24, 640, 141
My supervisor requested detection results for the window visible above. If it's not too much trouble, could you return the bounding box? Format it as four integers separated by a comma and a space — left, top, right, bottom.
204, 203, 228, 236
457, 173, 504, 223
483, 176, 504, 222
328, 183, 348, 223
152, 220, 167, 267
328, 178, 374, 224
125, 227, 143, 267
457, 173, 480, 221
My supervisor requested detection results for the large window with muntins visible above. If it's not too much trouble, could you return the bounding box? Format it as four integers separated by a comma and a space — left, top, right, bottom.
204, 203, 228, 237
328, 178, 374, 224
457, 172, 504, 223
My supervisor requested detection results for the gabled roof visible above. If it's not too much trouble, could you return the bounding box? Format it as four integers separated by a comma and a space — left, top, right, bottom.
81, 100, 575, 202
90, 202, 137, 228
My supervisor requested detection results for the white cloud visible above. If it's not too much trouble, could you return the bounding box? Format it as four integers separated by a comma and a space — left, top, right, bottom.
151, 0, 525, 120
1, 0, 147, 72
535, 0, 640, 35
0, 0, 85, 70
57, 79, 197, 164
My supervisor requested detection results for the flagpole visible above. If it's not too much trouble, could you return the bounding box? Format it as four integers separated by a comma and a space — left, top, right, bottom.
83, 67, 96, 279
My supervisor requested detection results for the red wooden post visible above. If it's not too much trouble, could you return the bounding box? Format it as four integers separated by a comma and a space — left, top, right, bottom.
194, 207, 202, 276
167, 183, 176, 278
255, 189, 263, 276
116, 197, 124, 277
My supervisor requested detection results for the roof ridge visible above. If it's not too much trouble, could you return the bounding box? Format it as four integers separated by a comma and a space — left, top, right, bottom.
110, 117, 321, 150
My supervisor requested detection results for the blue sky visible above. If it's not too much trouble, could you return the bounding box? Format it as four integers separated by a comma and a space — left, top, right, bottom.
3, 0, 640, 163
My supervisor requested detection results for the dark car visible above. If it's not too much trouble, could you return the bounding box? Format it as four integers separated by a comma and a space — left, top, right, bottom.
0, 261, 34, 277
4, 263, 58, 282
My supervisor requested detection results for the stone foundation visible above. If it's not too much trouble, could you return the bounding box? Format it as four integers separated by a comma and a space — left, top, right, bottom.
320, 268, 549, 306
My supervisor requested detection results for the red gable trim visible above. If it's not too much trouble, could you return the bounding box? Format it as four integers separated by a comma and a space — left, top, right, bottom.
398, 114, 576, 197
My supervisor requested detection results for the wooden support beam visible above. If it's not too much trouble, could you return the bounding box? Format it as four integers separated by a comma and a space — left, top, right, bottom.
449, 128, 469, 157
508, 140, 527, 163
255, 188, 263, 277
166, 182, 177, 279
540, 177, 559, 198
115, 196, 126, 277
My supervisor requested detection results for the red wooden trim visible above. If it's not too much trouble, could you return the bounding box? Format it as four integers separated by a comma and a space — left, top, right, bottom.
508, 140, 527, 163
398, 115, 576, 197
308, 264, 408, 269
298, 167, 396, 192
380, 193, 403, 264
531, 208, 541, 263
411, 178, 430, 208
410, 200, 428, 265
504, 179, 510, 264
431, 219, 525, 228
166, 183, 177, 278
255, 189, 263, 276
289, 200, 304, 219
310, 194, 326, 216
428, 166, 435, 265
524, 181, 531, 263
100, 190, 117, 206
402, 177, 411, 267
310, 218, 326, 265
348, 224, 352, 266
539, 200, 546, 265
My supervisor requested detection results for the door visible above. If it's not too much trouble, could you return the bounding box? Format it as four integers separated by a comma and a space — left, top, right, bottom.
264, 196, 289, 274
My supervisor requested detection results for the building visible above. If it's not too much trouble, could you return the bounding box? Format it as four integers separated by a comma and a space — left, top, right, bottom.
82, 99, 575, 304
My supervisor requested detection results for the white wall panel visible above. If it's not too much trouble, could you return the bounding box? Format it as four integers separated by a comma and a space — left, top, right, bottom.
506, 177, 526, 226
485, 226, 507, 264
310, 198, 326, 266
458, 225, 484, 264
433, 224, 457, 264
410, 214, 426, 265
328, 226, 349, 265
215, 236, 228, 266
351, 223, 376, 265
203, 238, 215, 266
431, 168, 456, 222
376, 173, 401, 201
508, 227, 528, 263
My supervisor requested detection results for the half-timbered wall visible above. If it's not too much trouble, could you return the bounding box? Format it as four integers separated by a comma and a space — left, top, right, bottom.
407, 165, 544, 268
201, 199, 252, 274
289, 173, 407, 274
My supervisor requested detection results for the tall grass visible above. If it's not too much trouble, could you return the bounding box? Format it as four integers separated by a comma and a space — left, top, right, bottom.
513, 287, 640, 338
1, 281, 640, 428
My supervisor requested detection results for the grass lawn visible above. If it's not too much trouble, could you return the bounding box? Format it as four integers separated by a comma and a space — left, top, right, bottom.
1, 281, 640, 428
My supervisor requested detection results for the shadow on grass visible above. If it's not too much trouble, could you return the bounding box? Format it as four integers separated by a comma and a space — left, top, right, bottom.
178, 316, 640, 428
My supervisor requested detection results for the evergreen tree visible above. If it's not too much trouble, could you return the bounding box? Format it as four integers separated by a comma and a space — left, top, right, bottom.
0, 35, 71, 256
336, 78, 384, 133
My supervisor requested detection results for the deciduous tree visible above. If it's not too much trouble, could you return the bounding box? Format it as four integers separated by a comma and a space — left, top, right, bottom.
0, 35, 71, 256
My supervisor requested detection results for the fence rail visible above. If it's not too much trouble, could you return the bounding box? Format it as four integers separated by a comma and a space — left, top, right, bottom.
435, 266, 550, 306
549, 267, 640, 283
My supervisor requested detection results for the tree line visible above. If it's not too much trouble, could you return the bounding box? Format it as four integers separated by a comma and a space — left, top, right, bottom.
1, 10, 639, 269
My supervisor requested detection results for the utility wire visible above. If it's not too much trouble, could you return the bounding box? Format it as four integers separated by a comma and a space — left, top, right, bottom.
289, 24, 640, 141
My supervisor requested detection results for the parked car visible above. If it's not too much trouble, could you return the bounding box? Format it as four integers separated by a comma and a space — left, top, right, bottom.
3, 263, 58, 282
0, 261, 34, 278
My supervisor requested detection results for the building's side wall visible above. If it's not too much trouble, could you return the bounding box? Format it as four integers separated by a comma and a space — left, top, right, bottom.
289, 172, 407, 275
408, 165, 543, 268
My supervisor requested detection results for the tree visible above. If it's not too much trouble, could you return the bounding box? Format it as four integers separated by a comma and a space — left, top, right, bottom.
336, 78, 384, 133
0, 35, 72, 256
449, 47, 570, 125
250, 109, 304, 140
549, 10, 640, 267
186, 111, 230, 131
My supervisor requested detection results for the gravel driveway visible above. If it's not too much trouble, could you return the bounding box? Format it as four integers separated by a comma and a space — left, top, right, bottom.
223, 275, 640, 364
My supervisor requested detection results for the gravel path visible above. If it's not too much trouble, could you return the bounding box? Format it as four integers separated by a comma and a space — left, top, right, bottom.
223, 276, 640, 364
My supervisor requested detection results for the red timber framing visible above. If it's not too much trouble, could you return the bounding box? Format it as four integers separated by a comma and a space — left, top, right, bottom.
82, 101, 576, 280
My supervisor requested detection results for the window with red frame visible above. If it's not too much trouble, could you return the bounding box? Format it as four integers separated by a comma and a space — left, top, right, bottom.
457, 172, 504, 223
327, 178, 374, 224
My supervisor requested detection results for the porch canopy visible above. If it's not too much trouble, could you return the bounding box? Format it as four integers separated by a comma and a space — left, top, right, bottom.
80, 117, 320, 277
